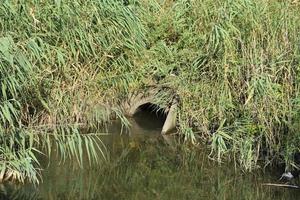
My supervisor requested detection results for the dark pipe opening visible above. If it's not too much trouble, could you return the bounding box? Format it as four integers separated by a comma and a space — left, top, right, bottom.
133, 103, 167, 130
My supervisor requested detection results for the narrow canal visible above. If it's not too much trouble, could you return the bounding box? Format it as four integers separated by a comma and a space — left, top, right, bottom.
1, 108, 299, 200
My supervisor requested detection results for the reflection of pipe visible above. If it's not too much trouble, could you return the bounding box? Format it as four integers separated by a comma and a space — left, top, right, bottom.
161, 103, 177, 134
162, 134, 176, 148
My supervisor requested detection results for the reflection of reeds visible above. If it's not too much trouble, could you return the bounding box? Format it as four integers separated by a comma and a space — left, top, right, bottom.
1, 0, 300, 183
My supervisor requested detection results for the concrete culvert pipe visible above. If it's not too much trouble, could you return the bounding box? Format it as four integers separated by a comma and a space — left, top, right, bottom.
122, 88, 178, 134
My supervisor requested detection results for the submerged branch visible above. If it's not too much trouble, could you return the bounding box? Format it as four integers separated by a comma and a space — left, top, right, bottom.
262, 183, 300, 189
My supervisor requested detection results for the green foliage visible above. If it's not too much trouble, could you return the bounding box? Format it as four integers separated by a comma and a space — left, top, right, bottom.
0, 36, 38, 183
141, 0, 300, 170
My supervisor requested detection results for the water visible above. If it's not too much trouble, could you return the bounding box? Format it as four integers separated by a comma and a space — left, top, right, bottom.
1, 110, 300, 200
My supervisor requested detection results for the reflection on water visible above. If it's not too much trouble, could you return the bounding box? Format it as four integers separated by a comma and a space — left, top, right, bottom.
1, 117, 300, 200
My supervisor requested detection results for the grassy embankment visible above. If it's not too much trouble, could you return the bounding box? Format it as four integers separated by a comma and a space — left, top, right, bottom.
1, 0, 300, 183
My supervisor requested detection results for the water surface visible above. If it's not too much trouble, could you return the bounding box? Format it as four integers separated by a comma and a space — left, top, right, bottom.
1, 111, 300, 200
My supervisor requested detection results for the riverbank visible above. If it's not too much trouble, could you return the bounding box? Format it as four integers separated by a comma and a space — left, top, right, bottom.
1, 0, 300, 183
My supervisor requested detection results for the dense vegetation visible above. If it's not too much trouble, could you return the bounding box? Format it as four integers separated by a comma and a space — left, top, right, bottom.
1, 0, 300, 183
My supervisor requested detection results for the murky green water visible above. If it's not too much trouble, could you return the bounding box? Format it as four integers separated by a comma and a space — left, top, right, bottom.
1, 110, 300, 200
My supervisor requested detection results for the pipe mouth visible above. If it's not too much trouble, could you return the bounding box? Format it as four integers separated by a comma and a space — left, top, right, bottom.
133, 103, 167, 131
